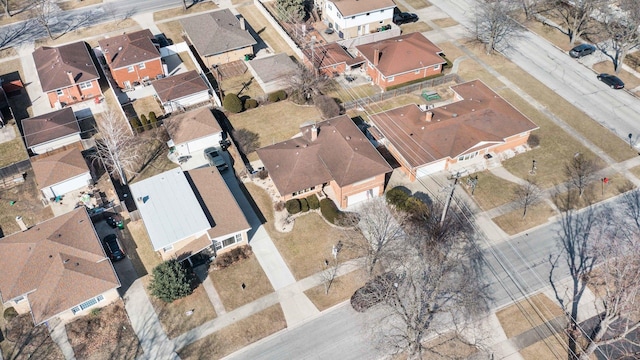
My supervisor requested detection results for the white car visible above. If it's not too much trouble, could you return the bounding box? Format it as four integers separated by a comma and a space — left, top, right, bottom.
204, 147, 228, 171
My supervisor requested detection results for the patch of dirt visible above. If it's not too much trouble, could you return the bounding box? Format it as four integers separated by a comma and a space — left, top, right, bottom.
0, 169, 53, 236
65, 300, 142, 360
2, 314, 64, 360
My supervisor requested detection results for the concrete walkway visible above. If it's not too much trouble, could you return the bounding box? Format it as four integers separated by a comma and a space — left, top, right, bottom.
16, 42, 52, 116
202, 277, 227, 315
48, 320, 77, 360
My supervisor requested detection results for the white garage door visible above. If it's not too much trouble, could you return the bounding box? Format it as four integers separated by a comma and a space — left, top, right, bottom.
347, 187, 379, 207
186, 134, 222, 155
416, 160, 447, 178
49, 173, 92, 197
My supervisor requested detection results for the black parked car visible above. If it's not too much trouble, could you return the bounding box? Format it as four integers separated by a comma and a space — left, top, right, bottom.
106, 214, 124, 229
569, 43, 595, 58
393, 12, 418, 25
597, 73, 624, 89
102, 234, 126, 261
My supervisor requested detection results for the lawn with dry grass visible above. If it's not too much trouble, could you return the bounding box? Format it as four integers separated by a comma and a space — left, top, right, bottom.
147, 280, 217, 339
177, 304, 286, 360
423, 332, 479, 359
0, 47, 17, 58
593, 61, 640, 91
0, 169, 53, 235
131, 96, 163, 120
209, 255, 274, 311
237, 4, 298, 58
35, 19, 140, 47
325, 82, 380, 103
346, 93, 429, 120
125, 219, 162, 275
492, 202, 556, 236
221, 72, 265, 100
461, 171, 520, 211
178, 51, 198, 72
245, 182, 362, 279
0, 125, 28, 167
399, 21, 433, 34
496, 293, 563, 338
0, 313, 64, 360
65, 300, 142, 360
129, 135, 178, 183
58, 0, 102, 11
305, 269, 366, 311
154, 2, 219, 22
404, 0, 431, 10
227, 100, 321, 161
431, 18, 458, 28
156, 21, 185, 46
0, 0, 35, 26
552, 172, 634, 211
520, 334, 569, 360
630, 165, 640, 179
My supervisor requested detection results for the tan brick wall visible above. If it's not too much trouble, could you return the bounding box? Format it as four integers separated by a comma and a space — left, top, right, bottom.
202, 46, 253, 68
330, 173, 387, 208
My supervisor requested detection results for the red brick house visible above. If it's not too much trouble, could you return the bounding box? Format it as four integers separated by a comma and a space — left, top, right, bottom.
355, 32, 446, 90
369, 80, 539, 181
33, 42, 102, 109
257, 115, 392, 209
98, 29, 163, 89
302, 42, 365, 77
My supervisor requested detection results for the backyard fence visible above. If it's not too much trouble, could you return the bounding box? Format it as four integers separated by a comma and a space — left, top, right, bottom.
0, 159, 30, 189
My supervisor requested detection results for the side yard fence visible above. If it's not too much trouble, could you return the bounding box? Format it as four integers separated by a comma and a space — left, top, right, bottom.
254, 0, 305, 59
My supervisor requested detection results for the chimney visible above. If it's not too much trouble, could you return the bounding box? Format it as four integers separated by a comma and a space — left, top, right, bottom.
16, 216, 27, 231
240, 17, 246, 31
311, 124, 318, 141
373, 48, 380, 66
66, 71, 75, 85
425, 111, 433, 122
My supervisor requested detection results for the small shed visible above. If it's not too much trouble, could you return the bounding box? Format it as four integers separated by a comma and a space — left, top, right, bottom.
164, 107, 223, 156
31, 147, 92, 199
152, 70, 210, 114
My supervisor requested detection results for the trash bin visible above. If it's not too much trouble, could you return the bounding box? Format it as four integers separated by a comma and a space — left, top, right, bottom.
244, 54, 250, 61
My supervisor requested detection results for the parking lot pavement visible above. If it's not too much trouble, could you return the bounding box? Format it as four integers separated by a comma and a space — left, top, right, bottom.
93, 218, 139, 295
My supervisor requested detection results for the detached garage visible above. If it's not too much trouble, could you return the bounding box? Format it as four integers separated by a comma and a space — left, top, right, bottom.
31, 147, 92, 200
153, 70, 211, 114
164, 107, 223, 157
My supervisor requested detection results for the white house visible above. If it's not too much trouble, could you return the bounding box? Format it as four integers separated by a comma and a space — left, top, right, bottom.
31, 147, 92, 200
324, 0, 396, 39
152, 70, 211, 114
164, 107, 224, 157
22, 107, 81, 155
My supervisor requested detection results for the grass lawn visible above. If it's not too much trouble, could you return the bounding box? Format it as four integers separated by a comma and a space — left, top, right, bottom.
129, 135, 178, 184
496, 293, 563, 338
177, 304, 286, 359
461, 171, 520, 211
147, 279, 217, 339
35, 19, 140, 47
0, 47, 17, 58
156, 21, 185, 46
209, 254, 274, 311
0, 125, 28, 167
125, 219, 162, 275
630, 165, 640, 179
304, 269, 366, 311
399, 21, 433, 34
65, 300, 142, 360
593, 61, 640, 92
553, 172, 634, 211
245, 182, 362, 280
423, 332, 479, 359
492, 202, 556, 236
431, 17, 458, 28
0, 0, 35, 26
0, 169, 53, 235
58, 0, 102, 11
178, 51, 198, 72
237, 4, 298, 59
221, 72, 265, 100
0, 313, 64, 360
131, 96, 163, 120
227, 100, 321, 161
325, 83, 380, 103
347, 93, 429, 120
520, 335, 570, 360
625, 51, 640, 72
154, 2, 219, 22
404, 0, 431, 10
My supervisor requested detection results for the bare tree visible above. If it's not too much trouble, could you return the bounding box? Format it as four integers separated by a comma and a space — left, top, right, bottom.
592, 0, 640, 74
540, 0, 605, 45
319, 256, 341, 294
31, 0, 57, 40
341, 197, 407, 277
182, 0, 188, 10
91, 110, 141, 185
287, 64, 332, 104
520, 0, 543, 20
473, 0, 521, 54
622, 188, 640, 231
1, 0, 11, 17
514, 179, 542, 218
564, 154, 596, 199
232, 128, 260, 155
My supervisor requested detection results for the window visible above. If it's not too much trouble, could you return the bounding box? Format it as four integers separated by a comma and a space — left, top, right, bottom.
292, 186, 315, 196
162, 245, 174, 252
328, 4, 332, 10
458, 151, 479, 162
72, 295, 104, 314
127, 65, 134, 73
387, 76, 394, 82
214, 233, 243, 251
79, 81, 93, 89
138, 62, 146, 70
415, 69, 420, 74
434, 64, 440, 70
366, 12, 370, 16
352, 16, 355, 19
56, 89, 63, 97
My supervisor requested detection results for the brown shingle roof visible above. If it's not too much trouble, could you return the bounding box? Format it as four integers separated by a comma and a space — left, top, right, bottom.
153, 70, 209, 103
98, 29, 160, 69
356, 32, 445, 77
330, 0, 396, 16
31, 148, 90, 189
32, 42, 100, 93
186, 167, 251, 240
180, 9, 257, 57
0, 208, 120, 325
303, 42, 364, 69
257, 115, 392, 196
369, 80, 539, 168
22, 107, 79, 148
164, 107, 222, 145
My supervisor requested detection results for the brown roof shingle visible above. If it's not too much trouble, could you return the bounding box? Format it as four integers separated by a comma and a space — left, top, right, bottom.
98, 29, 160, 69
164, 107, 222, 145
303, 42, 364, 69
32, 42, 100, 93
31, 147, 90, 189
257, 115, 392, 196
356, 32, 445, 77
153, 70, 209, 103
0, 208, 120, 325
180, 9, 257, 57
22, 107, 79, 148
369, 80, 539, 168
330, 0, 396, 16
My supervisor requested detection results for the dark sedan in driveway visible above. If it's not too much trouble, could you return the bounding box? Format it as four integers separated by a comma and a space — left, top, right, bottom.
102, 234, 126, 262
597, 73, 624, 89
393, 12, 418, 25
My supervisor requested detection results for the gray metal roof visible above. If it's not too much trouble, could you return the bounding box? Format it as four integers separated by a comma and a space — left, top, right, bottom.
129, 168, 210, 251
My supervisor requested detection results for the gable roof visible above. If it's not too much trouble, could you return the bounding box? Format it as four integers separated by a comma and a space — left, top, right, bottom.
153, 70, 209, 103
31, 147, 90, 189
32, 42, 100, 92
22, 107, 80, 148
369, 80, 539, 168
356, 32, 445, 77
98, 29, 160, 69
129, 167, 250, 252
248, 53, 298, 84
257, 115, 392, 196
303, 42, 365, 69
0, 208, 120, 325
164, 107, 222, 145
329, 0, 396, 16
181, 9, 257, 57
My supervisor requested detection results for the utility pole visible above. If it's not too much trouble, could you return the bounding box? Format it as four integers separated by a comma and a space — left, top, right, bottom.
441, 172, 461, 225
